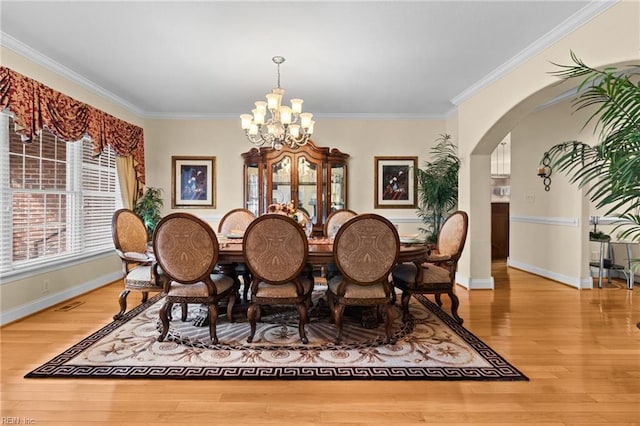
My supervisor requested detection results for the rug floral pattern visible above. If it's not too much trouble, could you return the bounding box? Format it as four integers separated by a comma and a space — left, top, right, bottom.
26, 288, 527, 380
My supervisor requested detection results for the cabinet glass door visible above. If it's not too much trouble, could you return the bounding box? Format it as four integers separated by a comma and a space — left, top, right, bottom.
271, 155, 292, 205
245, 164, 259, 217
330, 164, 346, 212
297, 156, 318, 224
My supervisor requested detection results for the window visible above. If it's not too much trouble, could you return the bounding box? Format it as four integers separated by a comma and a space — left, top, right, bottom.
0, 113, 122, 277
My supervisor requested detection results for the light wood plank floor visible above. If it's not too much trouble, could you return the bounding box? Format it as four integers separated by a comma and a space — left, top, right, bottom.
1, 262, 639, 425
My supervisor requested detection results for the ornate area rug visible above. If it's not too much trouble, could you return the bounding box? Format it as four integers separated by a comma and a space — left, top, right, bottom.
26, 287, 527, 381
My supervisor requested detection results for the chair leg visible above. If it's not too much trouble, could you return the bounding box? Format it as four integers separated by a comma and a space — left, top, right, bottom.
448, 291, 463, 324
207, 303, 220, 344
242, 272, 252, 302
326, 290, 336, 323
166, 302, 174, 321
226, 291, 237, 323
435, 293, 443, 306
158, 300, 171, 342
180, 303, 188, 322
333, 302, 346, 344
400, 290, 411, 322
113, 289, 131, 320
141, 291, 149, 303
297, 302, 309, 344
247, 303, 258, 343
385, 303, 396, 345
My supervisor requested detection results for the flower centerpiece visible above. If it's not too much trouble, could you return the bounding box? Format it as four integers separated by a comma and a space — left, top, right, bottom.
267, 201, 308, 226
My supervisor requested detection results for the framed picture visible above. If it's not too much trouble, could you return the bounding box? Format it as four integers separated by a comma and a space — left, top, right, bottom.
374, 156, 417, 209
171, 156, 216, 208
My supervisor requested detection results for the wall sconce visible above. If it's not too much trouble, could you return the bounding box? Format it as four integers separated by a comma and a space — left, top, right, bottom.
537, 151, 552, 191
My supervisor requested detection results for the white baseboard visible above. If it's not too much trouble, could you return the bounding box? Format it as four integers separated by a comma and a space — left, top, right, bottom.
455, 273, 495, 290
507, 259, 592, 289
0, 271, 122, 326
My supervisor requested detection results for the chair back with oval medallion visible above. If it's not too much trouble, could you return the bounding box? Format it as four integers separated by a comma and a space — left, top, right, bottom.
218, 208, 256, 301
218, 208, 256, 236
323, 209, 357, 237
391, 210, 468, 324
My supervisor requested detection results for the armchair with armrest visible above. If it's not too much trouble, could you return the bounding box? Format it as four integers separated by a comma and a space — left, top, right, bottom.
111, 208, 164, 320
391, 210, 468, 324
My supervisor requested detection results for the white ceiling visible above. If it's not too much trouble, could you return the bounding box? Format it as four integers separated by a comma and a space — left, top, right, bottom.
1, 1, 610, 119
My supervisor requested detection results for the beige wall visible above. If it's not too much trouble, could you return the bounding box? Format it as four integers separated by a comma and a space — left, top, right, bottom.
454, 0, 640, 288
509, 99, 594, 287
144, 117, 445, 234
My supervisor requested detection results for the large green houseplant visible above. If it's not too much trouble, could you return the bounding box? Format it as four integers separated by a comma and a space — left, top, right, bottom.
544, 52, 640, 242
133, 187, 164, 241
416, 133, 460, 243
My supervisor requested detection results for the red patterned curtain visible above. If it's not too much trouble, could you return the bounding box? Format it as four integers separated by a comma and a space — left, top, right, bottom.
0, 66, 145, 187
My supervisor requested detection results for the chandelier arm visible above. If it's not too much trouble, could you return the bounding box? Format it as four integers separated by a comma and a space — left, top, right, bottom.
245, 130, 267, 146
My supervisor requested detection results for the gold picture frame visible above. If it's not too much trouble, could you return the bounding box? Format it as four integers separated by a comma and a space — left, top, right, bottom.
171, 156, 216, 208
374, 156, 417, 209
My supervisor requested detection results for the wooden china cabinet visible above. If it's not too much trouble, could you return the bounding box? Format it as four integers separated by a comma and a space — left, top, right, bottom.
241, 140, 349, 234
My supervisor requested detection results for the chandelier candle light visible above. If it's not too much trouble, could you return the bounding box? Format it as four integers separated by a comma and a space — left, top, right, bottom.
240, 56, 314, 150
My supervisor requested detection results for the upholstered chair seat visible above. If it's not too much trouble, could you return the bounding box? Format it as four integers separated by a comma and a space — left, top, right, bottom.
253, 278, 313, 298
166, 276, 234, 298
392, 210, 468, 324
111, 208, 164, 320
327, 276, 389, 298
326, 213, 399, 344
391, 263, 452, 290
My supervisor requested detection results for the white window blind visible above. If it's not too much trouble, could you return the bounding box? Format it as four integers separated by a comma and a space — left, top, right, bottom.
0, 113, 122, 276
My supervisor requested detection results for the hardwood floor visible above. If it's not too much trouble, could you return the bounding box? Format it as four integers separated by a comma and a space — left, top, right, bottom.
1, 262, 639, 425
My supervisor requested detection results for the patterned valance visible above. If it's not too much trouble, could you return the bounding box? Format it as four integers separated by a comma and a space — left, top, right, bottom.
0, 66, 145, 185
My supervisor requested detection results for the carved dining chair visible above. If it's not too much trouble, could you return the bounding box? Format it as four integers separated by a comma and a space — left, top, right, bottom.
391, 210, 468, 324
326, 213, 399, 344
323, 209, 357, 237
218, 208, 256, 302
323, 209, 357, 279
154, 212, 237, 344
111, 208, 163, 320
243, 214, 313, 344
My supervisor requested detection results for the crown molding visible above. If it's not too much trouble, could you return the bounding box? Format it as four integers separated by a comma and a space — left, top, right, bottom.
142, 111, 448, 120
1, 31, 147, 116
450, 0, 618, 107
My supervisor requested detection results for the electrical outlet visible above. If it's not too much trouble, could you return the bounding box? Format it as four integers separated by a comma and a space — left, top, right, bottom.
42, 279, 50, 293
591, 251, 599, 261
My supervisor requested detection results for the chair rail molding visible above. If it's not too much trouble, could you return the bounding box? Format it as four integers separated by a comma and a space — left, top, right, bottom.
510, 215, 579, 227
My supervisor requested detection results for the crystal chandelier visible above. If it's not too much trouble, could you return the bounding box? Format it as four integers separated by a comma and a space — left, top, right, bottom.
240, 56, 314, 150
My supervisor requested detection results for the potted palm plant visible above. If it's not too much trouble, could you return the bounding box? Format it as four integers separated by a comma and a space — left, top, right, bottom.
416, 134, 460, 243
544, 52, 640, 242
133, 186, 164, 241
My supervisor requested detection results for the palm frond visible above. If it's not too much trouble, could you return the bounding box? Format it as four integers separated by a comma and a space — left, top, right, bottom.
544, 54, 640, 241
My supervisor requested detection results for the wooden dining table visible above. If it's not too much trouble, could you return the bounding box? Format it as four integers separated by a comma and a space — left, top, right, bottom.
216, 237, 430, 267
